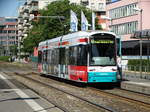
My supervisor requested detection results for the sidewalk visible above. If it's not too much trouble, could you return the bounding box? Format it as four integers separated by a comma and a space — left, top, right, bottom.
121, 71, 150, 95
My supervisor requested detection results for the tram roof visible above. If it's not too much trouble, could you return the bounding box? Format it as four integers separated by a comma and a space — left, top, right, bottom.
39, 30, 116, 46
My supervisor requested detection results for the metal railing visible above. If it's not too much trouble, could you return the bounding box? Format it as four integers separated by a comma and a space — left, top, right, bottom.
122, 65, 150, 80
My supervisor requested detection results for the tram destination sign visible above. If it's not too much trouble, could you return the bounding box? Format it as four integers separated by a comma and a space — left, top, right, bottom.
91, 40, 114, 44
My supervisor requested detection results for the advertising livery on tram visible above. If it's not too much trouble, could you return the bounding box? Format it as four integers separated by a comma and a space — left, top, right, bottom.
38, 30, 119, 83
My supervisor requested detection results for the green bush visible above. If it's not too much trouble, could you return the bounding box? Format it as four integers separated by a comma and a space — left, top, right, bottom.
128, 59, 150, 72
0, 56, 11, 62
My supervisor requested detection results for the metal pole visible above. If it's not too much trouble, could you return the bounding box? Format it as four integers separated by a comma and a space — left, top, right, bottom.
92, 12, 95, 30
140, 9, 143, 75
147, 36, 150, 72
110, 19, 113, 32
18, 36, 21, 62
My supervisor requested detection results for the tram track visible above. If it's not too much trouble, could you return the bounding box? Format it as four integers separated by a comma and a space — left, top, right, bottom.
10, 72, 150, 112
13, 72, 115, 112
1, 59, 149, 112
2, 62, 150, 111
87, 87, 150, 109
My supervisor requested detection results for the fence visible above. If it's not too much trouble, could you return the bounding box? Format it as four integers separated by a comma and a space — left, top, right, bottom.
122, 65, 150, 80
30, 56, 38, 70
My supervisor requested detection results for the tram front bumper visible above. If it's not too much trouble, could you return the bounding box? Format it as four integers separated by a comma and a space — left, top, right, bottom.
88, 72, 117, 83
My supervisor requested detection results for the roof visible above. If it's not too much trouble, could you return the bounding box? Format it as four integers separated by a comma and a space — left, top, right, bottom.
39, 30, 116, 45
0, 18, 5, 26
122, 40, 139, 48
122, 40, 150, 49
131, 29, 150, 39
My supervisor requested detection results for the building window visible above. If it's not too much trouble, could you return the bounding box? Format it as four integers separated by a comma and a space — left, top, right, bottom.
99, 3, 105, 11
91, 3, 95, 10
8, 30, 16, 33
112, 21, 138, 35
109, 3, 137, 19
0, 30, 7, 33
9, 36, 15, 40
8, 25, 15, 28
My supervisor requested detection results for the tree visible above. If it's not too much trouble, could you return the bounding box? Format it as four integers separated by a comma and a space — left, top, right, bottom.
23, 0, 100, 53
10, 45, 17, 56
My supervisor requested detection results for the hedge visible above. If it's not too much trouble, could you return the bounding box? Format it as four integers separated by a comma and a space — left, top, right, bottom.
0, 56, 11, 62
128, 59, 150, 72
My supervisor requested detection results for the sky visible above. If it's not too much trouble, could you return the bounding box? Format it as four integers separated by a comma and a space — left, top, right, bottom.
0, 0, 25, 17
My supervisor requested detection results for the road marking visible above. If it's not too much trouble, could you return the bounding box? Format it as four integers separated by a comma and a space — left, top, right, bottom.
0, 73, 47, 112
0, 73, 7, 79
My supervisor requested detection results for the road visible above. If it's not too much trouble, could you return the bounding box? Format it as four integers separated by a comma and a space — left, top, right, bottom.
0, 72, 63, 112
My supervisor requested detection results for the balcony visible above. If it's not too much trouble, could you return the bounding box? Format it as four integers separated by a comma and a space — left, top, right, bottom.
91, 4, 106, 12
18, 18, 24, 24
18, 6, 24, 13
81, 0, 89, 6
27, 0, 38, 5
23, 26, 28, 33
23, 13, 29, 19
23, 23, 31, 27
23, 5, 29, 12
29, 6, 38, 13
18, 30, 23, 37
18, 24, 24, 30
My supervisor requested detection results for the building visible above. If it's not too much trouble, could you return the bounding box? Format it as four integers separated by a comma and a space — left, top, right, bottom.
0, 17, 18, 56
70, 0, 107, 29
18, 0, 55, 41
18, 0, 56, 56
106, 0, 150, 59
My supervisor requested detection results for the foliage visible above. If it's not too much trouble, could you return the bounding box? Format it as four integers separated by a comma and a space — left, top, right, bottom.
10, 45, 17, 56
0, 56, 10, 62
23, 0, 100, 53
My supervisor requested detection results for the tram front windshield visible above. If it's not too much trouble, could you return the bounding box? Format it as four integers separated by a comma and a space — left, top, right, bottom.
90, 33, 116, 66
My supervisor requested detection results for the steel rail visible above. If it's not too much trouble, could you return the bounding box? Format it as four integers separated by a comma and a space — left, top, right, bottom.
87, 87, 150, 109
15, 72, 116, 112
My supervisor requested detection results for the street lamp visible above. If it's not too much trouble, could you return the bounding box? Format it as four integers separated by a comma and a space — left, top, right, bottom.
133, 7, 143, 74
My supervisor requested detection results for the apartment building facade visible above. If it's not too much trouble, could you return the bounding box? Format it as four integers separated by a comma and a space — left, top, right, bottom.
18, 0, 55, 56
106, 0, 150, 58
0, 17, 18, 56
70, 0, 108, 29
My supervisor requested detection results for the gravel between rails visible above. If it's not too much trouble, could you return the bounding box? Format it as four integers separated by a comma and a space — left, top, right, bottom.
1, 62, 150, 112
8, 72, 111, 112
13, 72, 150, 112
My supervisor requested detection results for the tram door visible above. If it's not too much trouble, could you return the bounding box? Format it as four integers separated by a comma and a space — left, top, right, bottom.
116, 37, 122, 80
117, 37, 122, 56
59, 47, 69, 79
42, 50, 48, 74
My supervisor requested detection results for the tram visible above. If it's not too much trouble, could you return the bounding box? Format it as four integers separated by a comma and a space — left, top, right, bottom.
38, 30, 118, 83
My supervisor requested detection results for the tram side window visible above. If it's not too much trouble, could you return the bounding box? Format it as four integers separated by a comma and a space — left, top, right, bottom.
43, 50, 48, 63
69, 46, 78, 65
77, 45, 87, 66
59, 48, 65, 65
38, 51, 42, 63
51, 50, 55, 65
65, 47, 69, 65
47, 50, 52, 64
53, 49, 59, 65
56, 49, 59, 65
